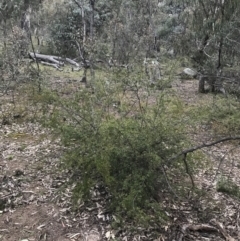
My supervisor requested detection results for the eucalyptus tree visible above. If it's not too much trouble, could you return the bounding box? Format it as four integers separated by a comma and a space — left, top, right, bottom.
0, 0, 44, 98
169, 0, 240, 92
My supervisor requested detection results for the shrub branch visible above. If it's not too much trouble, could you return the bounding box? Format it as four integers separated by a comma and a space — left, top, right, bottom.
169, 136, 240, 190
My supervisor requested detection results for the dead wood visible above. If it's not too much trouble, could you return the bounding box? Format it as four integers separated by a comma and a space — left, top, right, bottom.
166, 136, 240, 191
40, 61, 63, 70
29, 52, 64, 66
178, 223, 218, 241
29, 52, 80, 69
210, 219, 236, 241
178, 221, 235, 241
65, 58, 79, 67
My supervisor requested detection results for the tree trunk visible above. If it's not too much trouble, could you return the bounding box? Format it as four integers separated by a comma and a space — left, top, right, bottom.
198, 76, 205, 93
89, 0, 95, 42
21, 0, 31, 34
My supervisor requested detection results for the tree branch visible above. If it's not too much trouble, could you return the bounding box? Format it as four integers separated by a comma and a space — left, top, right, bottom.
170, 136, 240, 162
165, 136, 240, 190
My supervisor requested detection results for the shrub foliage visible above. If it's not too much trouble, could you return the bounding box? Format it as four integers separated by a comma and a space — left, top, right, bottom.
42, 69, 190, 223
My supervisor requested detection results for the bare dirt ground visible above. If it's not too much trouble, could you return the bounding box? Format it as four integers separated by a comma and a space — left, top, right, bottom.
1, 77, 240, 240
0, 121, 102, 241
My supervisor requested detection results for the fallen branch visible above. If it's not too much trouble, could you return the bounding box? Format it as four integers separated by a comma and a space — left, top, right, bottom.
168, 136, 240, 189
210, 219, 236, 241
29, 52, 64, 66
65, 58, 80, 67
29, 52, 80, 69
72, 66, 82, 72
40, 61, 63, 70
178, 223, 218, 241
178, 221, 235, 241
170, 136, 240, 162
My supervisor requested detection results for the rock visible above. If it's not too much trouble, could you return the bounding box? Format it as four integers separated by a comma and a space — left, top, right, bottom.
181, 68, 197, 79
167, 49, 175, 57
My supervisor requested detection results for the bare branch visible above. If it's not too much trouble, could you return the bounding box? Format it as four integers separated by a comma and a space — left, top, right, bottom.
166, 136, 240, 188
169, 136, 240, 163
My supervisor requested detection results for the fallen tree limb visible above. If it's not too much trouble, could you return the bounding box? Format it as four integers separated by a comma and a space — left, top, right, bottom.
210, 219, 236, 241
29, 52, 64, 66
170, 136, 240, 162
40, 61, 63, 71
65, 58, 79, 67
178, 221, 235, 241
71, 66, 82, 72
178, 223, 218, 241
29, 53, 80, 68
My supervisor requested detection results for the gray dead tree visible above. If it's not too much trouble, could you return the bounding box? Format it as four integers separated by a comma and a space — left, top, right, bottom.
144, 58, 162, 85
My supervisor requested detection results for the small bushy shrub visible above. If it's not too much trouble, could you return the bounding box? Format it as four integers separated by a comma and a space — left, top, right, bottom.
41, 69, 193, 224
217, 177, 240, 198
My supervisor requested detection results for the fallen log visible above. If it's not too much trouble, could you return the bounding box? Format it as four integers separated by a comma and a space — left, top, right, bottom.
65, 58, 79, 67
29, 53, 80, 68
178, 221, 236, 241
40, 61, 63, 71
29, 52, 64, 66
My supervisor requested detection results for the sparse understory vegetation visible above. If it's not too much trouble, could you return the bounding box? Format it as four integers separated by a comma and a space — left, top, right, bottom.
1, 0, 240, 240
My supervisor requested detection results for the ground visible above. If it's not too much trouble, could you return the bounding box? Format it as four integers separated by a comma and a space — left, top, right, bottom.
0, 74, 240, 240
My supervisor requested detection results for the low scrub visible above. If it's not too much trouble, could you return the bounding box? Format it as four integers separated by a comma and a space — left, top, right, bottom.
217, 177, 240, 199
40, 69, 196, 225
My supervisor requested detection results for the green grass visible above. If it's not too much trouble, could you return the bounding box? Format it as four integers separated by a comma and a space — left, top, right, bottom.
182, 93, 240, 135
217, 177, 240, 198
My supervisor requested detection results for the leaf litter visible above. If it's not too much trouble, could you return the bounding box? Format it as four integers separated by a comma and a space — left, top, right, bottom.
0, 78, 240, 240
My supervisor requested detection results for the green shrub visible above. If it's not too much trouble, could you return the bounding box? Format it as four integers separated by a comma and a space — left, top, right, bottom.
41, 69, 193, 225
217, 177, 240, 198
